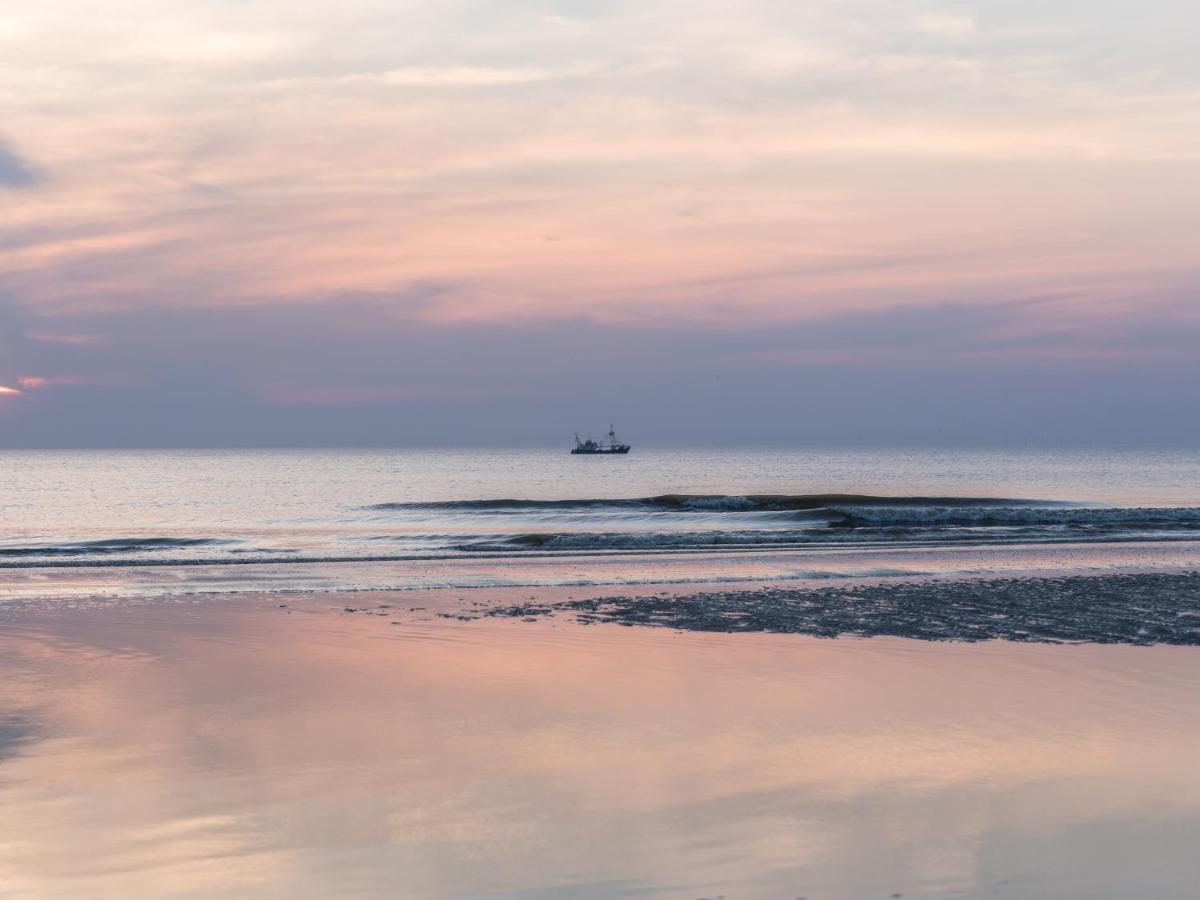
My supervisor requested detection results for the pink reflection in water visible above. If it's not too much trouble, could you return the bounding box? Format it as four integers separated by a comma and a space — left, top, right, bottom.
0, 596, 1197, 897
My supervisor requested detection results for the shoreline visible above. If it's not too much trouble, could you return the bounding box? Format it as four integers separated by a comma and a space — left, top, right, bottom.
5, 557, 1200, 648
4, 532, 1200, 571
4, 539, 1200, 606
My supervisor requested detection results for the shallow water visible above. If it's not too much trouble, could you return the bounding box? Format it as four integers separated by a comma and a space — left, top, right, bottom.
0, 593, 1197, 898
4, 539, 1200, 605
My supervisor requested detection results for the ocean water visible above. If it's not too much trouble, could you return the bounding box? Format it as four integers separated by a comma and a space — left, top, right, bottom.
1, 447, 1198, 599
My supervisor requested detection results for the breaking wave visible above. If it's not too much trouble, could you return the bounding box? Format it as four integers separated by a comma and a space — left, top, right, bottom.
0, 537, 227, 558
463, 517, 1200, 553
368, 493, 1052, 513
8, 497, 1200, 571
832, 506, 1200, 528
474, 530, 831, 551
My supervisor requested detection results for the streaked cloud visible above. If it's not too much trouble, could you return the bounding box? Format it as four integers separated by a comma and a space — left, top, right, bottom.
17, 375, 88, 389
262, 63, 598, 90
913, 13, 976, 39
25, 332, 104, 345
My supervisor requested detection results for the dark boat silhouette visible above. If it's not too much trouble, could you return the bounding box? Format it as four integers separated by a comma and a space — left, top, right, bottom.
571, 424, 631, 455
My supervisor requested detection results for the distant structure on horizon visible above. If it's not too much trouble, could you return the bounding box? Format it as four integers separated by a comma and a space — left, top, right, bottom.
571, 424, 631, 455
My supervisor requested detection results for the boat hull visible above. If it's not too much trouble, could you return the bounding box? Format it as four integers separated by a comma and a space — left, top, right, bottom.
570, 447, 631, 455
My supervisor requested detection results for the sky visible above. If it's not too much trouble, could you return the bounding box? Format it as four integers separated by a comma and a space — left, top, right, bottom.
1, 0, 1198, 447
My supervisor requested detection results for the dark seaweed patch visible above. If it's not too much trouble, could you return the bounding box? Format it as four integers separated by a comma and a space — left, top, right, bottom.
465, 572, 1200, 646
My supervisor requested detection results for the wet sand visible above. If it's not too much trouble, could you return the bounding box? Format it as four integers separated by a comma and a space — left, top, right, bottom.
464, 571, 1200, 645
1, 577, 1199, 898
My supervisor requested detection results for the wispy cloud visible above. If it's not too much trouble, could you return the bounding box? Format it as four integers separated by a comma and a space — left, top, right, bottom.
17, 375, 89, 389
260, 63, 598, 90
913, 13, 976, 39
25, 332, 104, 345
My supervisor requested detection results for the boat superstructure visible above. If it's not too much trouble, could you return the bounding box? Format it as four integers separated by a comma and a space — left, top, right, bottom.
571, 425, 631, 455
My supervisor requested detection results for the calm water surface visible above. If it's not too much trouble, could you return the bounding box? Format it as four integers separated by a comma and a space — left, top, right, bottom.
0, 594, 1197, 898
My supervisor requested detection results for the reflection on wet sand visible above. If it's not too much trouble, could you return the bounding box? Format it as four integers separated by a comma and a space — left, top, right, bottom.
1, 595, 1198, 898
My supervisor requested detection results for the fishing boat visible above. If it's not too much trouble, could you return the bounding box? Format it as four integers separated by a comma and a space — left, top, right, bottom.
571, 425, 631, 455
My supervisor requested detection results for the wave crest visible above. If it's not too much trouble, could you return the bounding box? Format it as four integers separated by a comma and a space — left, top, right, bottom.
368, 493, 1052, 514
833, 507, 1200, 528
0, 537, 226, 558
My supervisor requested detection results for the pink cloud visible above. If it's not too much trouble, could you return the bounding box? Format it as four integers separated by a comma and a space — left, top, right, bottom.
265, 386, 420, 406
17, 375, 88, 389
25, 332, 104, 345
262, 382, 496, 406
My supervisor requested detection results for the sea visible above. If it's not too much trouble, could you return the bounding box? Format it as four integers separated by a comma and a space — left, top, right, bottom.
3, 447, 1200, 897
1, 446, 1199, 601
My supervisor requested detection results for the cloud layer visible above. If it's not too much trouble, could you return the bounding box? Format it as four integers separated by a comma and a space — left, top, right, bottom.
0, 1, 1197, 444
